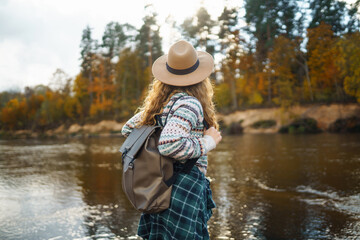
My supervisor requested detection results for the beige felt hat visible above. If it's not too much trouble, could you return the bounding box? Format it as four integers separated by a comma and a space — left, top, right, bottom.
152, 40, 214, 86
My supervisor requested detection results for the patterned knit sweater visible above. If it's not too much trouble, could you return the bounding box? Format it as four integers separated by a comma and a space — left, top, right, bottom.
121, 92, 215, 173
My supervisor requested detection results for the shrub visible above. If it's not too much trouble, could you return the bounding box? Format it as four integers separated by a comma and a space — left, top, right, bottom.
279, 118, 321, 134
328, 116, 360, 133
251, 120, 277, 129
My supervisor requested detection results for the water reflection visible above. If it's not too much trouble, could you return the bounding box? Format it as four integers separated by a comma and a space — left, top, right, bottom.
0, 134, 359, 239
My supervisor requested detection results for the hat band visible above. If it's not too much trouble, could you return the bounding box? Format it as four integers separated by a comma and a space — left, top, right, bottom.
166, 59, 200, 75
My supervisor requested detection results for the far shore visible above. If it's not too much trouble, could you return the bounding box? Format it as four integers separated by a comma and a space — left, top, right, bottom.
1, 103, 359, 139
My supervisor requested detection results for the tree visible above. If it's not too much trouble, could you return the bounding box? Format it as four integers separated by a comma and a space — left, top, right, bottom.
336, 32, 360, 102
218, 7, 239, 54
244, 0, 300, 68
268, 35, 297, 107
115, 48, 149, 119
0, 98, 27, 130
309, 0, 348, 35
49, 68, 72, 94
307, 22, 343, 101
26, 94, 44, 129
238, 51, 265, 106
136, 5, 163, 68
181, 7, 216, 55
88, 55, 114, 118
101, 22, 134, 79
218, 7, 241, 109
73, 73, 91, 120
79, 26, 97, 106
80, 26, 97, 78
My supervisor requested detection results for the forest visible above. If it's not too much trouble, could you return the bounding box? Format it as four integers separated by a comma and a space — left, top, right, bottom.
0, 0, 359, 131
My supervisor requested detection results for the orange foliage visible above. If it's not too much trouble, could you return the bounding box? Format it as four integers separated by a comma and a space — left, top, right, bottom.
88, 55, 115, 117
307, 22, 342, 99
1, 98, 27, 130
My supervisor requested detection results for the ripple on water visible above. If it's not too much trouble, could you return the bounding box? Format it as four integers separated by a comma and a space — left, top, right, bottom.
296, 185, 360, 218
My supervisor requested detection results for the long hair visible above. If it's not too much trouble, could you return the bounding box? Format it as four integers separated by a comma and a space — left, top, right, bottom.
137, 78, 219, 129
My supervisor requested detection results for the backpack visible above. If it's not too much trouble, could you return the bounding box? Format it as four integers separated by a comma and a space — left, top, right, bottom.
119, 97, 205, 213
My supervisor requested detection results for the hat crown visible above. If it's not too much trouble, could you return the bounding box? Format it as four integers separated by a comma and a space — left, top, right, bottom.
167, 41, 198, 70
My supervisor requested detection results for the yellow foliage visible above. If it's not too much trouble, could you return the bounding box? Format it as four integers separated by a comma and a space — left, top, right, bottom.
1, 98, 27, 130
307, 22, 341, 98
248, 91, 263, 105
268, 35, 297, 106
214, 83, 232, 109
337, 32, 360, 102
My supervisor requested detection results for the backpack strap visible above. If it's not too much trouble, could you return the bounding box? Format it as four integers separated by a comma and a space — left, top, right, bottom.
155, 95, 183, 127
157, 95, 210, 187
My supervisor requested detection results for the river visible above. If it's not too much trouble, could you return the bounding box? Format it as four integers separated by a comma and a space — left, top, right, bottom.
0, 134, 359, 239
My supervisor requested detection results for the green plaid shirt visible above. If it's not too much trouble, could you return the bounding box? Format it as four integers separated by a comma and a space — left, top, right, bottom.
137, 164, 216, 240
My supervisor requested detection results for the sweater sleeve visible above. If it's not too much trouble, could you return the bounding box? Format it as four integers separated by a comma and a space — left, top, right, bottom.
157, 97, 209, 161
121, 112, 142, 137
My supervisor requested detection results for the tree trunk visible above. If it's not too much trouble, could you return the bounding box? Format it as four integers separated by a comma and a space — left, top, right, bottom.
304, 60, 314, 101
230, 74, 238, 110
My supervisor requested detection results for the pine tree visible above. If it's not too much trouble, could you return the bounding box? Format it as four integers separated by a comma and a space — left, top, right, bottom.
136, 5, 163, 68
181, 7, 216, 56
218, 7, 241, 109
101, 22, 134, 79
309, 0, 348, 35
244, 0, 299, 67
79, 26, 97, 108
80, 26, 97, 78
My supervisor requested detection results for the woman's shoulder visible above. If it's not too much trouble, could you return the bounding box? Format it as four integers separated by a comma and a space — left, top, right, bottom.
168, 92, 204, 121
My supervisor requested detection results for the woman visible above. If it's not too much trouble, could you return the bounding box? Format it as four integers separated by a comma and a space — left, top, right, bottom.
121, 40, 222, 239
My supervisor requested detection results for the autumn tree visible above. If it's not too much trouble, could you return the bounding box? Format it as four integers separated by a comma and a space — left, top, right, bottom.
0, 98, 27, 130
336, 31, 360, 102
238, 51, 265, 106
268, 35, 297, 108
307, 22, 343, 101
115, 48, 149, 119
88, 55, 115, 118
25, 93, 44, 129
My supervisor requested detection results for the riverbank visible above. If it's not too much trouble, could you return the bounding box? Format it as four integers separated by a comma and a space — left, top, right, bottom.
219, 103, 360, 134
1, 103, 359, 139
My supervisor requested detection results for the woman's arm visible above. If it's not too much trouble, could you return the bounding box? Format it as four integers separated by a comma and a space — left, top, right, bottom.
121, 112, 142, 137
158, 97, 215, 162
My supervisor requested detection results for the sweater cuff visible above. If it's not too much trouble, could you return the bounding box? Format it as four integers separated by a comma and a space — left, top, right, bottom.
203, 135, 216, 152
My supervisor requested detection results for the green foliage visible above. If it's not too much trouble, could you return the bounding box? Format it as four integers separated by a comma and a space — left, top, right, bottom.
279, 118, 321, 134
221, 120, 244, 135
328, 116, 360, 133
80, 26, 97, 78
248, 91, 263, 105
181, 7, 216, 55
251, 120, 276, 129
309, 0, 348, 35
244, 0, 300, 65
136, 8, 163, 68
115, 48, 149, 120
214, 83, 232, 109
336, 32, 360, 102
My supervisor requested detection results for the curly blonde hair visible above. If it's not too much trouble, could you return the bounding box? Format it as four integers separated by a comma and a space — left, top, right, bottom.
137, 78, 219, 129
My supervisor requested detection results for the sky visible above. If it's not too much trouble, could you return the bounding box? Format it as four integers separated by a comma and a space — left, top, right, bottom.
0, 0, 241, 92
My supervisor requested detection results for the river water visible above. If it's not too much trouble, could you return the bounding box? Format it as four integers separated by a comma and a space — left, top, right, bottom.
0, 134, 359, 239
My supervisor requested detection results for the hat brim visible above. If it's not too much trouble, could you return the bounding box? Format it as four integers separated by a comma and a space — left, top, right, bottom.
152, 51, 214, 86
